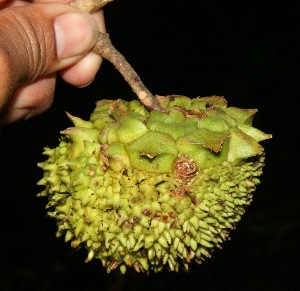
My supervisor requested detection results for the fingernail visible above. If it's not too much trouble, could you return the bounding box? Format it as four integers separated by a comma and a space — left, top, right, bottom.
1, 108, 32, 124
78, 77, 95, 88
54, 13, 98, 59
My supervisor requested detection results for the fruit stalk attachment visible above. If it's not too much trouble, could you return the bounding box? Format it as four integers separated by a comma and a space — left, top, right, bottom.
71, 0, 165, 112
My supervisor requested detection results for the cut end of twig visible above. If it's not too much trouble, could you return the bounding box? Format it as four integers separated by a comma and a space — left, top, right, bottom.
71, 0, 113, 13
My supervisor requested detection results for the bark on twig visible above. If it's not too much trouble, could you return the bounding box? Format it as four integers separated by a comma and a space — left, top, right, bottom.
71, 0, 165, 112
92, 33, 165, 111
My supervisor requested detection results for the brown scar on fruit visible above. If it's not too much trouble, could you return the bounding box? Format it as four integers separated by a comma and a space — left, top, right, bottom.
174, 155, 198, 179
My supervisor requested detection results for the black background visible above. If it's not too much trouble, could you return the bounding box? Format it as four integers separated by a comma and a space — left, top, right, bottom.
0, 1, 299, 290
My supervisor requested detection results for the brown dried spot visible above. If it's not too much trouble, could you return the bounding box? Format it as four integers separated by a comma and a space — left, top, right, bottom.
109, 260, 120, 271
218, 199, 225, 207
141, 152, 156, 159
205, 102, 214, 108
171, 106, 206, 119
84, 218, 91, 225
133, 262, 140, 272
169, 212, 177, 218
109, 99, 128, 119
170, 188, 184, 198
162, 215, 170, 223
153, 213, 161, 219
143, 209, 152, 216
62, 215, 70, 222
169, 95, 175, 101
170, 220, 178, 229
100, 144, 110, 166
186, 109, 206, 119
138, 248, 147, 257
174, 155, 198, 179
171, 185, 192, 198
71, 241, 80, 248
133, 216, 141, 222
190, 197, 201, 205
123, 221, 133, 229
131, 197, 139, 204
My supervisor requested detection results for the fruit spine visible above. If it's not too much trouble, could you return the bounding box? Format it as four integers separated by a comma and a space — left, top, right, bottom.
37, 95, 271, 273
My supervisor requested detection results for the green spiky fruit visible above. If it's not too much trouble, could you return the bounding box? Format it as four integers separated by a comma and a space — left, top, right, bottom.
37, 95, 271, 274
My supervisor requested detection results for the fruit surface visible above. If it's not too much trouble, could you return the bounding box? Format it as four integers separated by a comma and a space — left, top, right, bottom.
37, 95, 271, 273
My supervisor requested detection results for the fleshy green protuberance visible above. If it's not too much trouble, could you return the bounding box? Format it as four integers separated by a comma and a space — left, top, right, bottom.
37, 95, 271, 273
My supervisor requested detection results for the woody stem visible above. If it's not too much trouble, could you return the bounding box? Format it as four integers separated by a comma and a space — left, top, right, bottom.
71, 0, 165, 111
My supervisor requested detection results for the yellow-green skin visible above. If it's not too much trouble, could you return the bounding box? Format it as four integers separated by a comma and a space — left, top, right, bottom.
37, 95, 271, 274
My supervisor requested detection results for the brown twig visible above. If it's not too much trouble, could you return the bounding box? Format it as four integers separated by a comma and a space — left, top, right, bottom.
71, 0, 165, 112
92, 33, 165, 111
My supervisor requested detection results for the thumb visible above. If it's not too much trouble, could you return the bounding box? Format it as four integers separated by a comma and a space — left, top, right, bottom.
0, 3, 99, 108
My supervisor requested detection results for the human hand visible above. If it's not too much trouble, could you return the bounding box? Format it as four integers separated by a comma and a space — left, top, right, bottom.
0, 0, 105, 123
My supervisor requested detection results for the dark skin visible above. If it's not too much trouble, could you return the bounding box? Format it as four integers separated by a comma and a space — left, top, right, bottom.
0, 0, 105, 123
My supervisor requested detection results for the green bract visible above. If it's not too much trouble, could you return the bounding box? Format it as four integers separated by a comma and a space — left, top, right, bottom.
37, 95, 271, 273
